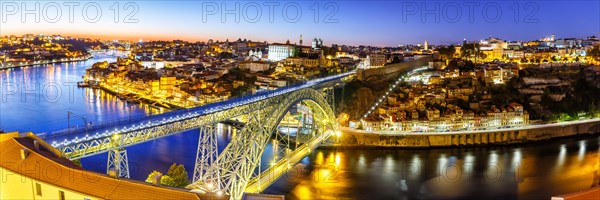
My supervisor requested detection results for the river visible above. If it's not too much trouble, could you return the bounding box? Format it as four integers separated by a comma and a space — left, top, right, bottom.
1, 54, 598, 199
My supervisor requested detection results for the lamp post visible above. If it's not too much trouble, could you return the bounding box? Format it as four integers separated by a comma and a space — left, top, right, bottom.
68, 111, 89, 135
67, 111, 72, 134
81, 116, 89, 136
127, 103, 132, 122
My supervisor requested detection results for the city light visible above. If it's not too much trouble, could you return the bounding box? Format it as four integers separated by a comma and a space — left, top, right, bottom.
1, 2, 598, 200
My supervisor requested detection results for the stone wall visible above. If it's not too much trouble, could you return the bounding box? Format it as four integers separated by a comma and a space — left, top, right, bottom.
330, 120, 600, 148
357, 56, 433, 81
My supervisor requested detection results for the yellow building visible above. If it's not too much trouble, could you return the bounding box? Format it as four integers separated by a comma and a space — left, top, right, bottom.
0, 132, 225, 200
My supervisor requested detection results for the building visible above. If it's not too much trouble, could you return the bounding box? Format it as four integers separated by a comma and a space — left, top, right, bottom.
239, 60, 271, 72
311, 38, 323, 49
0, 132, 226, 200
159, 76, 176, 90
268, 43, 296, 61
367, 53, 387, 68
247, 48, 264, 60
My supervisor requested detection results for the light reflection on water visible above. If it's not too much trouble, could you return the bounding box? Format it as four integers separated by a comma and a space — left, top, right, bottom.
0, 55, 159, 133
265, 136, 600, 200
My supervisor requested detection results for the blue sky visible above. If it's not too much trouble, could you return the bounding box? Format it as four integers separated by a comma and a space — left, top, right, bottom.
1, 0, 599, 46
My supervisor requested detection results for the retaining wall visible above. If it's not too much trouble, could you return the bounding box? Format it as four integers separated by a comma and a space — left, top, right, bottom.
330, 120, 600, 148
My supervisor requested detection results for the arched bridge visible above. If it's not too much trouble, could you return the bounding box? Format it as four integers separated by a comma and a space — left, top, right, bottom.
38, 71, 353, 199
189, 88, 339, 199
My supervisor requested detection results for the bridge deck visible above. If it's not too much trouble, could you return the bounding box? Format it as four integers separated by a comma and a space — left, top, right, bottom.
43, 72, 353, 159
244, 130, 333, 193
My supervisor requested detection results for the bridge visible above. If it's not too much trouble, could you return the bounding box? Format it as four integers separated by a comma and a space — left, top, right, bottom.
37, 71, 354, 199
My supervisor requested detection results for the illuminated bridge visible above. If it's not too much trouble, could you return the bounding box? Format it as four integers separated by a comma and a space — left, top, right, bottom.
37, 71, 354, 199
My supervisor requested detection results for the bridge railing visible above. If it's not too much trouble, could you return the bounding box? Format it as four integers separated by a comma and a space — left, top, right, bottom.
39, 71, 355, 142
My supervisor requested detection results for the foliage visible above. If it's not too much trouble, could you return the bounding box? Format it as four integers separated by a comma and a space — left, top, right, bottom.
145, 163, 190, 188
72, 159, 82, 167
460, 42, 480, 59
588, 45, 600, 61
447, 59, 476, 71
145, 170, 163, 183
231, 84, 255, 97
436, 45, 456, 60
217, 52, 234, 59
541, 69, 600, 120
227, 67, 256, 83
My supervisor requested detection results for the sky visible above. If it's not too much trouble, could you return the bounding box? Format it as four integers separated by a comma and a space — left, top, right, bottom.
0, 0, 599, 46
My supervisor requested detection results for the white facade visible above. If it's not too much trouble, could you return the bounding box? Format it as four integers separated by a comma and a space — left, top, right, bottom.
268, 44, 296, 61
141, 61, 165, 69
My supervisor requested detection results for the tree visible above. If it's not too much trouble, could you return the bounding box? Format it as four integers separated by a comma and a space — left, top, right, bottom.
146, 163, 190, 188
145, 170, 163, 183
588, 45, 600, 62
72, 159, 82, 167
436, 45, 456, 60
217, 52, 234, 59
479, 52, 487, 60
460, 42, 480, 59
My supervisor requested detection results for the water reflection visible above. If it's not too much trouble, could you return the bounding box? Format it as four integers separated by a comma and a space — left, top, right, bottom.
266, 136, 600, 200
0, 55, 159, 133
579, 140, 586, 162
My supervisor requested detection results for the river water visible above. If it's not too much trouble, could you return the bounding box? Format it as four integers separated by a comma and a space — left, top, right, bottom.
1, 54, 599, 200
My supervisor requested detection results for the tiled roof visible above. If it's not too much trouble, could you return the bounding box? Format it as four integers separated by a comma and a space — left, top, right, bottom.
553, 186, 600, 200
0, 137, 226, 200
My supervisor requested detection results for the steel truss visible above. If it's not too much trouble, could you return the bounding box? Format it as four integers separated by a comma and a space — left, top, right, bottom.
107, 148, 130, 178
193, 125, 219, 183
53, 86, 338, 200
191, 88, 338, 199
58, 90, 299, 160
325, 87, 335, 116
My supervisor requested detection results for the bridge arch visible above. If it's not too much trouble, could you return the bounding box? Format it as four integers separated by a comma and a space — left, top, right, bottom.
193, 88, 339, 199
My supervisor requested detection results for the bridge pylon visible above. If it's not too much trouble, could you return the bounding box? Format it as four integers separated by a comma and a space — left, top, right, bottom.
325, 87, 335, 116
193, 125, 219, 184
107, 148, 130, 178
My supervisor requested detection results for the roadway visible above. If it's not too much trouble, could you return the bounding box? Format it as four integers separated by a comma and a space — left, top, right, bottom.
244, 130, 333, 193
344, 118, 600, 136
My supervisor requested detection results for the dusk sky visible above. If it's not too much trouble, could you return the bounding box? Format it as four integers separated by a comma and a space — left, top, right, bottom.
1, 0, 599, 46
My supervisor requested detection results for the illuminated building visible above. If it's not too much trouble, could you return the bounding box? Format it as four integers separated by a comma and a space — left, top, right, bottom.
267, 43, 296, 62
239, 60, 271, 72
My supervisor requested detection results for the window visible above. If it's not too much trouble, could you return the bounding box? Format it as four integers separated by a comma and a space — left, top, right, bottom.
58, 191, 65, 200
35, 183, 42, 196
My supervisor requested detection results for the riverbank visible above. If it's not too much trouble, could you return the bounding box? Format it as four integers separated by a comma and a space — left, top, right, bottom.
326, 118, 600, 148
96, 83, 182, 110
0, 55, 93, 70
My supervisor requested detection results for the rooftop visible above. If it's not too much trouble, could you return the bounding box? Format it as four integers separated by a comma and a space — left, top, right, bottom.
0, 134, 227, 200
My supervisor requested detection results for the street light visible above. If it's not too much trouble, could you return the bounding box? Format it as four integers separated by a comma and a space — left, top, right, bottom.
67, 111, 72, 134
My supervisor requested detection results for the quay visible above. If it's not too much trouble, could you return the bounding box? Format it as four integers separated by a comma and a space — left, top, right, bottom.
329, 118, 600, 148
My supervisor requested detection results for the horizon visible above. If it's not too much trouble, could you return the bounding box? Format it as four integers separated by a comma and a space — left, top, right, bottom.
3, 32, 599, 48
1, 0, 598, 46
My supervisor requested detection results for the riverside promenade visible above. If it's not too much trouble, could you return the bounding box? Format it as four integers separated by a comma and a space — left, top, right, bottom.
0, 55, 92, 70
329, 119, 600, 148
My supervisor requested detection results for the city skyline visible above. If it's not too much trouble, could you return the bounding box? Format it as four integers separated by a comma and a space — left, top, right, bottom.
2, 1, 600, 200
1, 0, 599, 46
